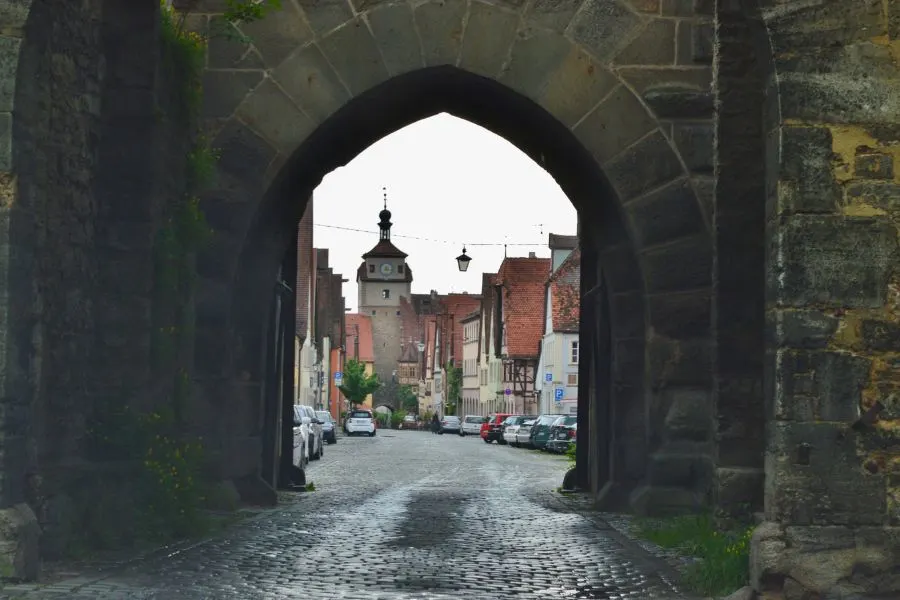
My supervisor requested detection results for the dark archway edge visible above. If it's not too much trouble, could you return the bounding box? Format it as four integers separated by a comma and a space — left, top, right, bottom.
220, 65, 646, 503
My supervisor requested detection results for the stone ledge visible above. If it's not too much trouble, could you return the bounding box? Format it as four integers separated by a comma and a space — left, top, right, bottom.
752, 521, 900, 598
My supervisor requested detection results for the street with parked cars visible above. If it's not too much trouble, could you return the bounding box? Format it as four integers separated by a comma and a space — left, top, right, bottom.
3, 422, 686, 599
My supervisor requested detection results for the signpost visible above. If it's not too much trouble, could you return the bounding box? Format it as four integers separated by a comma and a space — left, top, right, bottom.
554, 387, 564, 403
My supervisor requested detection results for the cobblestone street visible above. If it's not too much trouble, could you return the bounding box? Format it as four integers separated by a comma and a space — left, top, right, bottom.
3, 432, 689, 600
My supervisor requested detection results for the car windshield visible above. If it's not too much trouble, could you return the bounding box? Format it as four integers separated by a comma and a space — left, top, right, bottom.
562, 416, 578, 426
316, 412, 331, 422
538, 415, 564, 425
521, 420, 535, 427
444, 416, 460, 422
465, 416, 484, 423
350, 411, 372, 419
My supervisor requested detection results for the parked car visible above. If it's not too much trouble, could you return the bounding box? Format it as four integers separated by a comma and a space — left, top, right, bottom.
501, 415, 534, 446
481, 413, 513, 444
401, 414, 417, 429
530, 413, 567, 450
515, 418, 537, 447
345, 408, 377, 436
316, 410, 337, 444
297, 405, 324, 460
439, 415, 462, 435
545, 416, 577, 453
292, 406, 310, 467
460, 415, 487, 436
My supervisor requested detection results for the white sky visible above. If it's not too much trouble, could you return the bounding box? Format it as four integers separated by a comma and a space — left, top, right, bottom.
313, 113, 578, 312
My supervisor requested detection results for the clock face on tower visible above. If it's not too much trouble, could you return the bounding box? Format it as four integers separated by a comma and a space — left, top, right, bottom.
379, 263, 393, 277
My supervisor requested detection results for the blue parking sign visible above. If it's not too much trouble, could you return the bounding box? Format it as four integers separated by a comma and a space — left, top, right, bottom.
554, 387, 564, 402
545, 372, 552, 382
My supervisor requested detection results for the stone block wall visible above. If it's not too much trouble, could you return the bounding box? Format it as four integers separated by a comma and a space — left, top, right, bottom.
754, 0, 900, 596
0, 0, 201, 571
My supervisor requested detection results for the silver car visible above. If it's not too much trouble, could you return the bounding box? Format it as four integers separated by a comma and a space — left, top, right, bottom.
296, 405, 324, 460
460, 415, 487, 436
515, 419, 537, 447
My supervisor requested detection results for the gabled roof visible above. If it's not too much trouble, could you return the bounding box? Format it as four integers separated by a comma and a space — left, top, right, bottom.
547, 247, 581, 333
362, 240, 408, 259
496, 256, 551, 358
344, 314, 374, 363
399, 342, 420, 363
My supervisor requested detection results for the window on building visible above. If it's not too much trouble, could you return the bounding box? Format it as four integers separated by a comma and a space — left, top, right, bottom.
396, 310, 401, 316
372, 310, 376, 316
567, 373, 578, 386
382, 289, 390, 299
368, 264, 375, 273
571, 341, 579, 364
398, 264, 404, 274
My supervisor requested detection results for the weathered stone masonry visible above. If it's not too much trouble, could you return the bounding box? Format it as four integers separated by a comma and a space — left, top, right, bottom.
0, 0, 897, 597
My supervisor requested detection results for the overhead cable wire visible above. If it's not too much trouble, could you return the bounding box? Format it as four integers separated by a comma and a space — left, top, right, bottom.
314, 223, 549, 247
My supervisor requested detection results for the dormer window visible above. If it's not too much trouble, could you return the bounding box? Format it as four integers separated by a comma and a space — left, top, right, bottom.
368, 264, 375, 273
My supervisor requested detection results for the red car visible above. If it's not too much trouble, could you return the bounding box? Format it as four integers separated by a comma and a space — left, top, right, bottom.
481, 413, 513, 444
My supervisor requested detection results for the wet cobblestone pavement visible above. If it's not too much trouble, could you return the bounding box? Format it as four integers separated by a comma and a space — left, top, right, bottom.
2, 431, 691, 599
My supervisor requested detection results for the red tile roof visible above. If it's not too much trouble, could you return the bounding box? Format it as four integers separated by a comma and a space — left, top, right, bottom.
362, 240, 408, 259
496, 257, 552, 358
547, 247, 580, 333
344, 314, 374, 363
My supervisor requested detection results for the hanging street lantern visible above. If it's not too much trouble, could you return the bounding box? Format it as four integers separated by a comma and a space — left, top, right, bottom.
456, 246, 471, 272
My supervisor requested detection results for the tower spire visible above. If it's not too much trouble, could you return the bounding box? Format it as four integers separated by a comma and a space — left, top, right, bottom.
378, 187, 392, 241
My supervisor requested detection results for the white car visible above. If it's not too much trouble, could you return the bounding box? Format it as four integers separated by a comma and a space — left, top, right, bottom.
345, 408, 376, 436
460, 415, 486, 436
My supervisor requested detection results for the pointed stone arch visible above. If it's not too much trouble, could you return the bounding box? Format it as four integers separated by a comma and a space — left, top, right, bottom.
189, 0, 718, 514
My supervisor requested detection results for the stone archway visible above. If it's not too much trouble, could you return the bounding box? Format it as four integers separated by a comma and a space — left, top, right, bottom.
187, 0, 718, 516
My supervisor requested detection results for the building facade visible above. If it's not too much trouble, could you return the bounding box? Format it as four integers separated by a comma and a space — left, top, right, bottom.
494, 254, 550, 414
537, 244, 580, 416
460, 311, 481, 416
345, 313, 376, 412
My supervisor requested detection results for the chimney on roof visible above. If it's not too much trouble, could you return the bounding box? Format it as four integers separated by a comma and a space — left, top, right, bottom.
528, 252, 536, 258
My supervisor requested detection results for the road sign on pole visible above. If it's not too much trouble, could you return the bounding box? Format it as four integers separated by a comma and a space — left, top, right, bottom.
554, 387, 564, 402
504, 388, 511, 396
544, 373, 552, 383
334, 371, 343, 381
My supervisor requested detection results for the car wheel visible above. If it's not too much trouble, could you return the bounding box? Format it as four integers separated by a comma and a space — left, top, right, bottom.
438, 431, 444, 435
483, 438, 491, 444
369, 431, 376, 437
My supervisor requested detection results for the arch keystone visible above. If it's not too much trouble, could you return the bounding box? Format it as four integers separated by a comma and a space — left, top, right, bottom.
457, 1, 519, 77
414, 0, 468, 67
235, 78, 315, 154
318, 18, 389, 95
572, 85, 656, 163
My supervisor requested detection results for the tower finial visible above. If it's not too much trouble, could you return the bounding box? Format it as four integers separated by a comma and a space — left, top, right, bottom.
383, 186, 387, 210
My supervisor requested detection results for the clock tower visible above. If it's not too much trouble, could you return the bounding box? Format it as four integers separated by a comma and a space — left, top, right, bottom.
356, 191, 413, 405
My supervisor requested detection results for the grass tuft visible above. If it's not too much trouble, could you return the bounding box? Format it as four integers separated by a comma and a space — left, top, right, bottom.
632, 513, 752, 597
